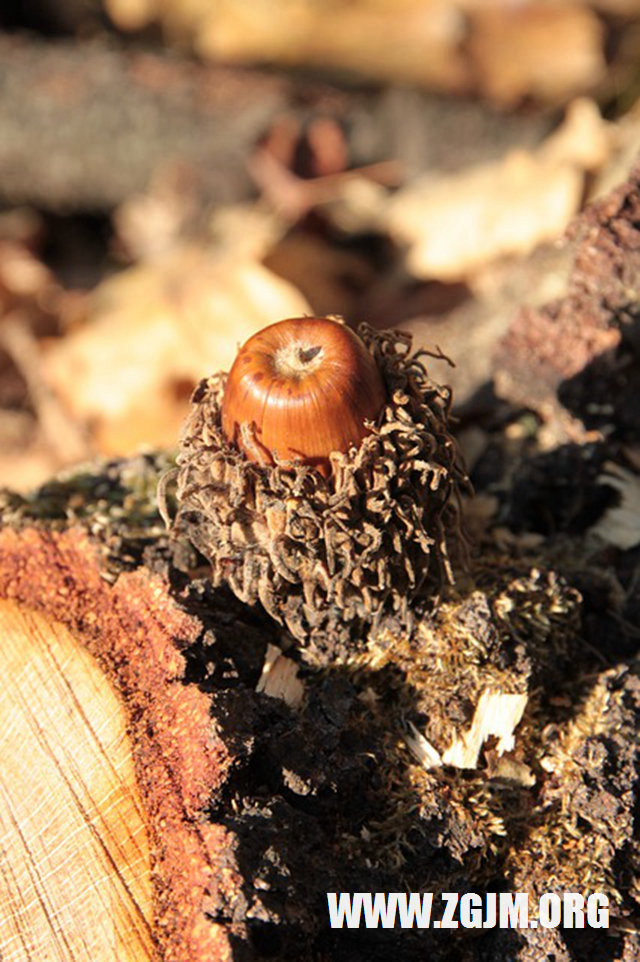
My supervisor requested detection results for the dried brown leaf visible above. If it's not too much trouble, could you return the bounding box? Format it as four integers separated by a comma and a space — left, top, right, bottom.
42, 245, 311, 455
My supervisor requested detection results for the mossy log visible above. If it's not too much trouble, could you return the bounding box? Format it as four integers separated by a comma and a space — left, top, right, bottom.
1, 449, 639, 962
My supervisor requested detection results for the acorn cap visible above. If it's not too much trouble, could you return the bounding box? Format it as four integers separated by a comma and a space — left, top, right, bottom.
169, 324, 470, 663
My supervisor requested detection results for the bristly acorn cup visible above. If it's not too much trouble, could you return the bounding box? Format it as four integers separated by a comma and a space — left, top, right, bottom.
160, 316, 470, 663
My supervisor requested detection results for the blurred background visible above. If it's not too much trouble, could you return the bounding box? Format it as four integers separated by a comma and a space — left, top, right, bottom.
1, 0, 640, 491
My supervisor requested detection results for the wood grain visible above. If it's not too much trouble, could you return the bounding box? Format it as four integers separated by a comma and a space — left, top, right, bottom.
0, 525, 240, 962
0, 599, 155, 962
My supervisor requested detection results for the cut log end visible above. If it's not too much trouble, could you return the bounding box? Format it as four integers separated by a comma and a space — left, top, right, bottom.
0, 599, 155, 962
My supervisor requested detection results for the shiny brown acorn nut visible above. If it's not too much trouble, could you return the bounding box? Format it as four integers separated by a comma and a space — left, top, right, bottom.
221, 316, 387, 477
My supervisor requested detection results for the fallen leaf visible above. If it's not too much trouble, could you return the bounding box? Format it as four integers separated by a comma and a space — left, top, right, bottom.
467, 2, 605, 106
176, 0, 470, 93
42, 244, 311, 455
387, 98, 610, 280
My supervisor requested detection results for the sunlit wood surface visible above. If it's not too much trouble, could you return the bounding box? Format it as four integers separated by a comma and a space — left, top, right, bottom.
0, 599, 155, 962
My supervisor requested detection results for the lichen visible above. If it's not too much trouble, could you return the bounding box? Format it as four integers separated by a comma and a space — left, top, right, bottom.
165, 325, 470, 661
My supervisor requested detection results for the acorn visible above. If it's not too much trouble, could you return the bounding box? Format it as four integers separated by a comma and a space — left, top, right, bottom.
220, 317, 386, 477
165, 317, 469, 663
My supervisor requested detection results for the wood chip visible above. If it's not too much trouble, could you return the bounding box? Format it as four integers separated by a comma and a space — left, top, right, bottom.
404, 721, 443, 770
256, 644, 305, 709
591, 462, 640, 549
442, 689, 528, 769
